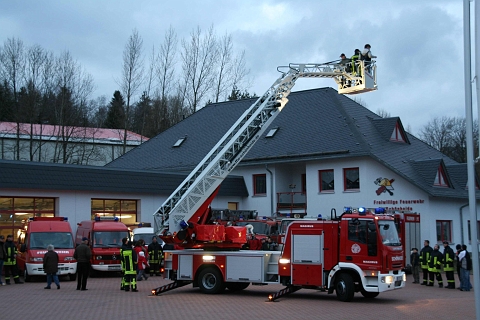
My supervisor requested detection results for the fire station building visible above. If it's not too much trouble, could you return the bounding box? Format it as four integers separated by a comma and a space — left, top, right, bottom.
1, 88, 479, 254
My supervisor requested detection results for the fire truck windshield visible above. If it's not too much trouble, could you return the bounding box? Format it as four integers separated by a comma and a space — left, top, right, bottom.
377, 220, 401, 246
92, 231, 125, 248
29, 232, 74, 249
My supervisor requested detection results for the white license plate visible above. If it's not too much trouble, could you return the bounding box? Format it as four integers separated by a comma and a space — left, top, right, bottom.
108, 266, 121, 270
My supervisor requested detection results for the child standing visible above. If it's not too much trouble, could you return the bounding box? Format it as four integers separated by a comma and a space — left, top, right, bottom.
136, 251, 149, 281
411, 248, 420, 284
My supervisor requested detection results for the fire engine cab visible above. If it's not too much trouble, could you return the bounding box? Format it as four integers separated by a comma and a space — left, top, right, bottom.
75, 216, 129, 273
17, 217, 77, 281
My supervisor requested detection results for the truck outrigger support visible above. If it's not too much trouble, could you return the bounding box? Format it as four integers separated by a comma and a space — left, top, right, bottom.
267, 285, 302, 302
151, 280, 191, 296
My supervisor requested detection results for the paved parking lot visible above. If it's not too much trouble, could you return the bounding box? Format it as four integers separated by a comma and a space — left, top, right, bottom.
1, 273, 475, 320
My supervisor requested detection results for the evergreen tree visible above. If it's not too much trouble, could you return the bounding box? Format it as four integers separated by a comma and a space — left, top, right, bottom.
105, 90, 125, 129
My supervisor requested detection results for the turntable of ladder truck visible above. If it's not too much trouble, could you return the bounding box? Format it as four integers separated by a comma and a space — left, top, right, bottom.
150, 60, 405, 301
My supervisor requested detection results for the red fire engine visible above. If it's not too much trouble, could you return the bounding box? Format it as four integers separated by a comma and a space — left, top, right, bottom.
150, 61, 404, 301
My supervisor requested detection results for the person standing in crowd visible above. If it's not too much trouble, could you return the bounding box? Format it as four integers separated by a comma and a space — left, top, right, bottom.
148, 236, 163, 277
410, 247, 420, 283
121, 237, 137, 292
74, 237, 91, 291
136, 251, 149, 281
0, 235, 6, 285
427, 244, 443, 287
442, 241, 455, 289
419, 240, 433, 285
43, 244, 60, 289
4, 235, 23, 284
458, 244, 473, 291
455, 244, 463, 289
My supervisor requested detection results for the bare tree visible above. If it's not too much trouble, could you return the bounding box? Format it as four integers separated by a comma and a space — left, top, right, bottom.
156, 26, 177, 101
52, 50, 94, 163
230, 50, 251, 94
119, 28, 144, 154
0, 37, 26, 159
212, 32, 232, 103
180, 25, 217, 113
376, 108, 391, 118
420, 116, 478, 163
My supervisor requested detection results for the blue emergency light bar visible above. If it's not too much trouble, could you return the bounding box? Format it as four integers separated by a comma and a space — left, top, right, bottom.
94, 215, 119, 222
374, 207, 386, 214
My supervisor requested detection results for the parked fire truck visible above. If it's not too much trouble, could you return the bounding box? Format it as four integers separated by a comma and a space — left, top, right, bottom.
75, 216, 129, 273
150, 60, 405, 301
17, 217, 77, 281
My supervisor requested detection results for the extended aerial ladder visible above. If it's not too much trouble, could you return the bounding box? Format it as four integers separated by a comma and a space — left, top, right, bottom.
153, 60, 377, 248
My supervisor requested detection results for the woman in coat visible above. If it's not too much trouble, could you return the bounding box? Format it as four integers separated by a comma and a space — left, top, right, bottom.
43, 244, 60, 289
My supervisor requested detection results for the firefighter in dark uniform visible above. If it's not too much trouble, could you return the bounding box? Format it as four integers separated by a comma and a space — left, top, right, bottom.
419, 240, 433, 285
148, 236, 163, 276
4, 235, 23, 284
427, 244, 443, 287
442, 241, 455, 289
120, 237, 137, 292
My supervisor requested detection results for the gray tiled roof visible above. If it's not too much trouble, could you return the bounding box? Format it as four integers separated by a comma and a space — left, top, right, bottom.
106, 87, 477, 200
0, 159, 247, 197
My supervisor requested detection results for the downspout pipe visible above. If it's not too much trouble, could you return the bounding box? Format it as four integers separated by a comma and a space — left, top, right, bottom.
266, 164, 274, 217
460, 203, 468, 243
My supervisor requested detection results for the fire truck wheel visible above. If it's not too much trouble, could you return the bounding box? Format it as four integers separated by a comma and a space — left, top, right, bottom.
360, 289, 379, 299
226, 282, 250, 291
24, 269, 31, 282
335, 273, 354, 302
198, 267, 225, 294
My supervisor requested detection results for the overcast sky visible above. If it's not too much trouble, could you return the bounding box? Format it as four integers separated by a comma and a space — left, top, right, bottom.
0, 0, 470, 134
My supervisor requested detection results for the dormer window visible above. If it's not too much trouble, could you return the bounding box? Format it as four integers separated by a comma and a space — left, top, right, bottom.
434, 165, 449, 187
390, 122, 406, 143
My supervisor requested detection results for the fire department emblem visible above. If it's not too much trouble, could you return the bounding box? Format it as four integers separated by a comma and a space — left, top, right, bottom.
351, 243, 361, 254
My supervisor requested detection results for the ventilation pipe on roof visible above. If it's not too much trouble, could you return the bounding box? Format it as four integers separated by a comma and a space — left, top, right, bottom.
266, 164, 274, 217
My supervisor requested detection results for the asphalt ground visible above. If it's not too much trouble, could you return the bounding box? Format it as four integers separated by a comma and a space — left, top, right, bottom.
0, 272, 475, 320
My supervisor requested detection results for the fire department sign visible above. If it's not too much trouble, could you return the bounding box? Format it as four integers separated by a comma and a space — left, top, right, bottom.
351, 243, 361, 254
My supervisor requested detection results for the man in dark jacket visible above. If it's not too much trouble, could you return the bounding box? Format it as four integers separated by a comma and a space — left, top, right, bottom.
148, 236, 163, 276
455, 244, 462, 288
427, 244, 443, 287
410, 248, 420, 283
43, 244, 60, 289
4, 235, 23, 284
74, 237, 91, 291
0, 235, 6, 285
442, 241, 455, 289
419, 240, 433, 285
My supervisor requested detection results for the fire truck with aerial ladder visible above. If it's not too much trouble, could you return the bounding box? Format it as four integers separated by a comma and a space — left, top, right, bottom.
150, 59, 406, 301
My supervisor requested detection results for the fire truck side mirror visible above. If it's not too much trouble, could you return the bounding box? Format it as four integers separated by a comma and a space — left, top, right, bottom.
20, 244, 26, 253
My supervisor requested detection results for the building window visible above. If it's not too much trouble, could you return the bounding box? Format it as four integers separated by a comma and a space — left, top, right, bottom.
91, 199, 138, 226
467, 220, 480, 242
344, 167, 360, 191
0, 197, 55, 241
253, 174, 267, 196
319, 169, 334, 192
390, 122, 406, 143
436, 220, 451, 243
433, 166, 449, 187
